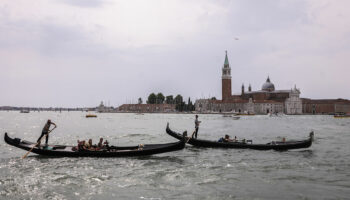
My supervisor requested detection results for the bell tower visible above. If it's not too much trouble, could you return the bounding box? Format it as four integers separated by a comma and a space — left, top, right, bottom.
222, 51, 232, 101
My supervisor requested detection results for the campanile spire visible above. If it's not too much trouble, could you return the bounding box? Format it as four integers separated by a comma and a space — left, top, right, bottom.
224, 50, 229, 67
222, 51, 232, 101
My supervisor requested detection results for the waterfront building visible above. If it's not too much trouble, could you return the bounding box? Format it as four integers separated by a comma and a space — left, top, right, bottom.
301, 98, 350, 114
97, 101, 114, 113
195, 51, 350, 114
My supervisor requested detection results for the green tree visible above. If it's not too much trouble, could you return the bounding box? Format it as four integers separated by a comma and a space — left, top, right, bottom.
175, 95, 184, 111
174, 94, 183, 105
147, 93, 156, 104
156, 93, 165, 104
187, 97, 194, 111
176, 101, 185, 112
165, 95, 174, 104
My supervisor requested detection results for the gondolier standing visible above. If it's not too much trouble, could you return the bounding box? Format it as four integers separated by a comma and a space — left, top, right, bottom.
37, 119, 56, 148
194, 115, 201, 138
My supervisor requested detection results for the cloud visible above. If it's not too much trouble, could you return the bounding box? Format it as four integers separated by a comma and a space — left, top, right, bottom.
0, 0, 350, 107
57, 0, 108, 8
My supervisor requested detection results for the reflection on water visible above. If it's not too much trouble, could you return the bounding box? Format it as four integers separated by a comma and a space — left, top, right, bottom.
0, 112, 350, 199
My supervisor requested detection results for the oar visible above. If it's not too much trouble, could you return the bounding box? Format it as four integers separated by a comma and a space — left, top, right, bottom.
186, 130, 196, 143
21, 127, 56, 159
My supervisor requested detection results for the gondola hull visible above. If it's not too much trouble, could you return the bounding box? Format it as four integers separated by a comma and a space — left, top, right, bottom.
166, 123, 313, 151
4, 132, 186, 157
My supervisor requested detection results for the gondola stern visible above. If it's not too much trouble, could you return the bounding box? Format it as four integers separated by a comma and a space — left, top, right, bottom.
4, 132, 11, 144
165, 123, 186, 142
309, 131, 315, 142
4, 132, 21, 146
166, 122, 171, 133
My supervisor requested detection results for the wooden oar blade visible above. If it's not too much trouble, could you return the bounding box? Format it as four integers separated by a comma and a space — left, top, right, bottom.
21, 126, 56, 159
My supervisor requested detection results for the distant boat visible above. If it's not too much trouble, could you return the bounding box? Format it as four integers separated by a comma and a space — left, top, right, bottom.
20, 110, 30, 113
236, 113, 255, 116
232, 116, 240, 120
334, 114, 350, 119
86, 114, 97, 118
222, 114, 240, 120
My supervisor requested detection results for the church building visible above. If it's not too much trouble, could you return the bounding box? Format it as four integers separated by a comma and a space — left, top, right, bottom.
195, 51, 305, 114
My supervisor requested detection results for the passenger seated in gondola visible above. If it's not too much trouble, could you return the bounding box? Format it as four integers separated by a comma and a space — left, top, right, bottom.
218, 135, 234, 142
79, 139, 91, 150
72, 140, 85, 151
83, 140, 89, 149
92, 138, 105, 151
86, 139, 96, 150
73, 139, 98, 151
78, 140, 83, 150
104, 140, 109, 147
98, 138, 103, 147
224, 135, 234, 142
74, 138, 109, 151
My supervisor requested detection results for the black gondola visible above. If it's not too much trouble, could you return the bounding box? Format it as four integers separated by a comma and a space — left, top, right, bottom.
4, 132, 186, 157
166, 123, 313, 151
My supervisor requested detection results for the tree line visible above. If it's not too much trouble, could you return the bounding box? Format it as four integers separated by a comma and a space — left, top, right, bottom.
138, 93, 195, 112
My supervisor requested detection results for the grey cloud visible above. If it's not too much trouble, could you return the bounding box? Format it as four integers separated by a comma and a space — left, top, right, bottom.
57, 0, 108, 8
1, 0, 350, 107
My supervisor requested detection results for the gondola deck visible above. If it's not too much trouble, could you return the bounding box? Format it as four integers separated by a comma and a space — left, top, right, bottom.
4, 132, 186, 157
166, 123, 313, 151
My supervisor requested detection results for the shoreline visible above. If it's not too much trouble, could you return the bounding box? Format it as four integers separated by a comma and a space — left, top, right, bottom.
0, 110, 344, 115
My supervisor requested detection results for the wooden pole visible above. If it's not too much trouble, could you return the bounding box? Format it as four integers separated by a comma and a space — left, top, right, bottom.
186, 130, 196, 143
21, 127, 56, 159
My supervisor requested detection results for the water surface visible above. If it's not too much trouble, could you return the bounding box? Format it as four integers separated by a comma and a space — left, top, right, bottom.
0, 111, 349, 199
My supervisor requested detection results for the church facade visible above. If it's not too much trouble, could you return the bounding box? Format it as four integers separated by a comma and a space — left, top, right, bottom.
195, 52, 308, 114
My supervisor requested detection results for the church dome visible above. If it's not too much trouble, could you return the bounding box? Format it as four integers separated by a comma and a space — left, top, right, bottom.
262, 76, 275, 91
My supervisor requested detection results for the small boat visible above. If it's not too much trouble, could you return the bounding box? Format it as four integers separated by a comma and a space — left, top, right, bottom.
232, 116, 240, 120
236, 113, 255, 116
166, 123, 313, 151
334, 114, 350, 119
86, 114, 97, 118
222, 113, 240, 120
4, 132, 186, 157
268, 112, 285, 117
222, 113, 234, 117
20, 110, 30, 113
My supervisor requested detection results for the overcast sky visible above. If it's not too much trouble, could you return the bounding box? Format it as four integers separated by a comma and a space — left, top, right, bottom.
1, 0, 350, 107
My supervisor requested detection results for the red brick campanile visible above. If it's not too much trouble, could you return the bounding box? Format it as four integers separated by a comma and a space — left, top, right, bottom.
222, 51, 232, 101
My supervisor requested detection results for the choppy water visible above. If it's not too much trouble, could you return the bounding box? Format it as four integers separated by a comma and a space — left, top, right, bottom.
0, 111, 349, 200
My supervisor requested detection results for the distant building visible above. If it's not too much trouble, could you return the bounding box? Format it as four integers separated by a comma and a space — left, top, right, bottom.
195, 51, 350, 114
97, 101, 114, 113
118, 104, 176, 113
0, 106, 13, 111
301, 98, 350, 114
